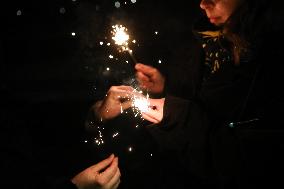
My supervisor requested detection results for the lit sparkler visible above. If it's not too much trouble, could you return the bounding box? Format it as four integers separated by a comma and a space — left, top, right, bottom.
130, 89, 150, 118
111, 24, 137, 65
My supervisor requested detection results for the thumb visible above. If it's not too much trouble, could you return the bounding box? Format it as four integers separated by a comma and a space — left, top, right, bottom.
92, 154, 115, 172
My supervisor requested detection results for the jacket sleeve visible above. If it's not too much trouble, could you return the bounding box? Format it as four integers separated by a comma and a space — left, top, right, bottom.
146, 94, 212, 176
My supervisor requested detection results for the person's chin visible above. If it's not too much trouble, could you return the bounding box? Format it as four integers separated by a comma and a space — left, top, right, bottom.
209, 17, 223, 26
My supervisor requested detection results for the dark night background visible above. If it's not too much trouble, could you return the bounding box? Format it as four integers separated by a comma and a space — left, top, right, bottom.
1, 0, 201, 188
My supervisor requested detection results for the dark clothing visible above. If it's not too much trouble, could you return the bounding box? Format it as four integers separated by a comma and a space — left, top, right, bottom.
147, 16, 284, 188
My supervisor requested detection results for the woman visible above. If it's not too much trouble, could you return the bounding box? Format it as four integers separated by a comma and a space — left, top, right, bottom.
135, 0, 284, 188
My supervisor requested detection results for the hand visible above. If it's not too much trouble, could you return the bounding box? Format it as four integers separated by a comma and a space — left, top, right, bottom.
142, 98, 165, 124
71, 154, 121, 189
94, 86, 134, 121
135, 63, 165, 95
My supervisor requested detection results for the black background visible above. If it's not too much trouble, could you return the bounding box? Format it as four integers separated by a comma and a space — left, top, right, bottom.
1, 0, 200, 188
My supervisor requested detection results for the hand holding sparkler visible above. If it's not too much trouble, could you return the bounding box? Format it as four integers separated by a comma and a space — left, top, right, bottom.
93, 85, 163, 123
94, 86, 134, 122
111, 24, 137, 66
135, 63, 165, 95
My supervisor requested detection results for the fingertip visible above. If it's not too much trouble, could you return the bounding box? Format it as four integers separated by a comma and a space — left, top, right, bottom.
109, 153, 115, 159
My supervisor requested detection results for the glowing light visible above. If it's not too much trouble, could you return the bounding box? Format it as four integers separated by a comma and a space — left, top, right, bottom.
112, 132, 119, 138
114, 1, 120, 8
131, 90, 150, 113
16, 10, 22, 16
132, 40, 136, 43
71, 32, 76, 36
106, 67, 110, 71
158, 59, 162, 64
111, 24, 137, 63
99, 41, 103, 45
112, 25, 129, 47
131, 0, 137, 3
155, 31, 158, 35
59, 7, 66, 14
107, 43, 110, 46
109, 55, 114, 59
94, 129, 104, 146
84, 140, 88, 143
128, 147, 133, 152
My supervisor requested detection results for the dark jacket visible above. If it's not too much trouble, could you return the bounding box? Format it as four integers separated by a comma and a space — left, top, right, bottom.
147, 15, 284, 188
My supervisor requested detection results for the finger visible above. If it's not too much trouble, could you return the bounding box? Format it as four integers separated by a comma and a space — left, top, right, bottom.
113, 179, 121, 189
136, 71, 150, 82
91, 154, 115, 172
99, 157, 119, 183
115, 85, 135, 91
108, 87, 134, 95
104, 167, 121, 189
142, 112, 160, 123
135, 63, 156, 77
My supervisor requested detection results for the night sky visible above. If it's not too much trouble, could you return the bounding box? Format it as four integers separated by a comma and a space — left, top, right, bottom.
1, 0, 201, 188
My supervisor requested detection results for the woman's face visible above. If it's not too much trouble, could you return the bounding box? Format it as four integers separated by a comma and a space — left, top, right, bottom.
200, 0, 243, 26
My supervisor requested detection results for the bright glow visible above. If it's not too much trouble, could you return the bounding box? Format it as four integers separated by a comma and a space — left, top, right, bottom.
158, 59, 162, 64
114, 1, 120, 8
132, 91, 150, 113
59, 7, 66, 14
106, 67, 110, 71
109, 55, 114, 59
71, 32, 76, 36
107, 43, 110, 46
16, 10, 22, 16
112, 132, 119, 138
112, 25, 129, 47
99, 41, 103, 45
131, 0, 137, 3
155, 31, 158, 35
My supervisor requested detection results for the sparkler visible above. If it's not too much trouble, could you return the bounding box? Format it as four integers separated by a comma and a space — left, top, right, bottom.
111, 24, 137, 66
131, 89, 150, 118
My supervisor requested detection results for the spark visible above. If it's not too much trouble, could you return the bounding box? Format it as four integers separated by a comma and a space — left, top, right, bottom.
130, 89, 150, 118
112, 132, 119, 138
111, 25, 130, 49
111, 24, 137, 63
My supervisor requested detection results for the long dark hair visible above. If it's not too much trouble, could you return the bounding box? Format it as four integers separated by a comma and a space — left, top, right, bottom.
223, 0, 274, 64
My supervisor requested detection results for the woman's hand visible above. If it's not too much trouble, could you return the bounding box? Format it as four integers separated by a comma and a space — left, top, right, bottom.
135, 63, 165, 95
71, 154, 121, 189
142, 98, 165, 124
94, 86, 134, 121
